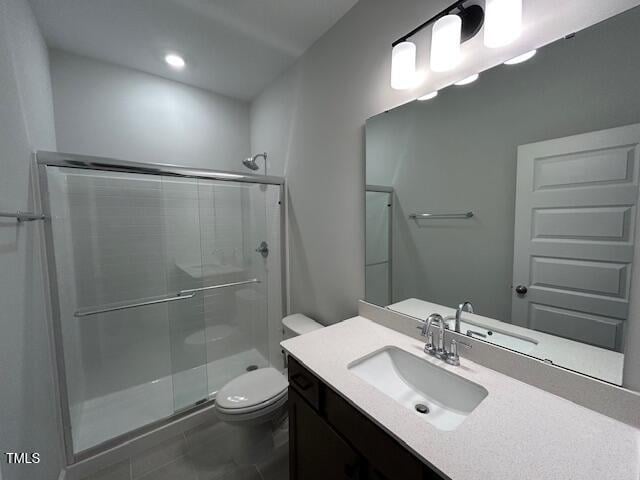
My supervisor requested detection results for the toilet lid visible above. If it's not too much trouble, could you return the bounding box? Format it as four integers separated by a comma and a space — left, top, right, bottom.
216, 367, 288, 411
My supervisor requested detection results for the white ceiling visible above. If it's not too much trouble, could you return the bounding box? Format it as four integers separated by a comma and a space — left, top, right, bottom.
29, 0, 358, 100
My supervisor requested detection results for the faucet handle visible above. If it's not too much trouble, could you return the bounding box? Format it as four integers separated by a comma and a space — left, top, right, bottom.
424, 331, 436, 355
416, 319, 428, 337
445, 339, 471, 366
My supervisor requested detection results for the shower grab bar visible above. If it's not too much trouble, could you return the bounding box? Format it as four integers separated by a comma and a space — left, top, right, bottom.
74, 279, 260, 317
74, 293, 196, 317
179, 278, 260, 296
409, 211, 474, 219
0, 211, 47, 222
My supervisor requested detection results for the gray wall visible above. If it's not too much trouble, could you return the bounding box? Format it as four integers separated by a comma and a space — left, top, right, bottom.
50, 49, 251, 172
366, 7, 640, 324
0, 0, 63, 478
250, 0, 640, 326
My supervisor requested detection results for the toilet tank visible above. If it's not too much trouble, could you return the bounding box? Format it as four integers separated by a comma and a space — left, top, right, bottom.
282, 314, 323, 340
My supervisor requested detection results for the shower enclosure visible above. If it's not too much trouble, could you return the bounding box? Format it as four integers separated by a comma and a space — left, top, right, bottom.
365, 185, 393, 306
37, 152, 285, 462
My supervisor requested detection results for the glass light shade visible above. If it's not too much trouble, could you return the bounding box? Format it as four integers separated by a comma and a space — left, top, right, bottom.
504, 49, 536, 65
455, 73, 479, 85
417, 91, 438, 101
430, 15, 462, 73
391, 42, 418, 90
484, 0, 522, 48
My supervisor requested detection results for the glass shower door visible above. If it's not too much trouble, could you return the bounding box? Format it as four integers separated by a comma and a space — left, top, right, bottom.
193, 179, 271, 400
45, 168, 209, 452
161, 177, 209, 412
43, 163, 282, 456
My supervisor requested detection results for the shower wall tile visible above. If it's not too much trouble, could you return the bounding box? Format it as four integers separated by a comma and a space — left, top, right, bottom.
49, 169, 175, 403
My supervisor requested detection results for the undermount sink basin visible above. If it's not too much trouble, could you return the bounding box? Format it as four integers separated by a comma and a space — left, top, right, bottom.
348, 347, 488, 431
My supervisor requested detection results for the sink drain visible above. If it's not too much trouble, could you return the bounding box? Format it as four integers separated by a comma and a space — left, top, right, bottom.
415, 403, 430, 414
246, 365, 258, 372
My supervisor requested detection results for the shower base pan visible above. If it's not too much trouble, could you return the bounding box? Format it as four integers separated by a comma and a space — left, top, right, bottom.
71, 348, 268, 453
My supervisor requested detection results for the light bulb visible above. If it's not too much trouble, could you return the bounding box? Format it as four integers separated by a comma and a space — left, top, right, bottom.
430, 15, 462, 73
484, 0, 522, 48
391, 42, 418, 90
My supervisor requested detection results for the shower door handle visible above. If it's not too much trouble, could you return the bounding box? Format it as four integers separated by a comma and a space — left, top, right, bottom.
74, 292, 196, 317
255, 241, 269, 258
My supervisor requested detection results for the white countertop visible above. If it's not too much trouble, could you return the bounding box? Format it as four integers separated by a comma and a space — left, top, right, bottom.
281, 316, 640, 480
389, 298, 624, 385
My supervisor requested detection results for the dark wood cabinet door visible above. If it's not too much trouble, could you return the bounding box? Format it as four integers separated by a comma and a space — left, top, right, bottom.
289, 387, 364, 480
288, 356, 322, 411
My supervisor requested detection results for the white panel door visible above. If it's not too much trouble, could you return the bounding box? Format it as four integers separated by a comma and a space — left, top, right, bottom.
512, 124, 640, 351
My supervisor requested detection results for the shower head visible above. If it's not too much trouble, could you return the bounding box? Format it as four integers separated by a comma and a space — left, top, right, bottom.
243, 152, 267, 173
242, 156, 260, 170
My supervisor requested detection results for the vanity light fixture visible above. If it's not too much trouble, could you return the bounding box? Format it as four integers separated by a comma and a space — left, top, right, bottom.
418, 91, 439, 101
484, 0, 522, 48
454, 73, 479, 85
391, 41, 419, 90
391, 0, 525, 89
165, 53, 186, 70
391, 0, 484, 89
504, 49, 537, 65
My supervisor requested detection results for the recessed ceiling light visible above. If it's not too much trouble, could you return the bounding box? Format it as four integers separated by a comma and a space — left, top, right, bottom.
165, 53, 186, 70
504, 49, 537, 65
418, 91, 439, 101
455, 73, 479, 85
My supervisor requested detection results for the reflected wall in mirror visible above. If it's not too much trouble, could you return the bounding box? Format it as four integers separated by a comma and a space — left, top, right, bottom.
366, 6, 640, 388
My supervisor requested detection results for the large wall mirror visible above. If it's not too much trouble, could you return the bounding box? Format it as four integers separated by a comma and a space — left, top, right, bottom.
365, 6, 640, 388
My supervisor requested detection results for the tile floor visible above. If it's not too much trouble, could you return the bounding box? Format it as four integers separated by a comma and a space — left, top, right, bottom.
81, 416, 289, 480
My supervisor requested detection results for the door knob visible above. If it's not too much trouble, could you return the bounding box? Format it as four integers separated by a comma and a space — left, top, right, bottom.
515, 285, 528, 296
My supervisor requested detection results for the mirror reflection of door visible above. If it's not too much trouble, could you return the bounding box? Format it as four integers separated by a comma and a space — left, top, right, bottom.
512, 124, 640, 351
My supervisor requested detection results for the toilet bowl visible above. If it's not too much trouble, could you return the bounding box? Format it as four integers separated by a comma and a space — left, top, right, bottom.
214, 313, 323, 464
216, 367, 288, 464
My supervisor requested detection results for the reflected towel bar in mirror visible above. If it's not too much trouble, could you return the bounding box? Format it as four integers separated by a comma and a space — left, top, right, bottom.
409, 212, 474, 219
0, 211, 47, 222
75, 278, 261, 317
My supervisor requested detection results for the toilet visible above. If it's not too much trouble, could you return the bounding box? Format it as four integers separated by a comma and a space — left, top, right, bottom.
214, 313, 323, 464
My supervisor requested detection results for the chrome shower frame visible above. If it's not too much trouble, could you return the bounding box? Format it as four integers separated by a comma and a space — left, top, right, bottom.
35, 151, 288, 465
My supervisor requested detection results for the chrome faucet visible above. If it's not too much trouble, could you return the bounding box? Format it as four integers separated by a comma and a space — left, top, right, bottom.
431, 314, 447, 359
417, 313, 441, 356
454, 301, 474, 333
417, 312, 471, 366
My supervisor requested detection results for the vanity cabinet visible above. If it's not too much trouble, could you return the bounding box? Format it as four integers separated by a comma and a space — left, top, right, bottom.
288, 357, 445, 480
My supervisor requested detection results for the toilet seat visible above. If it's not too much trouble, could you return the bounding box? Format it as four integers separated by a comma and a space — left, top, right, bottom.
215, 367, 288, 422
